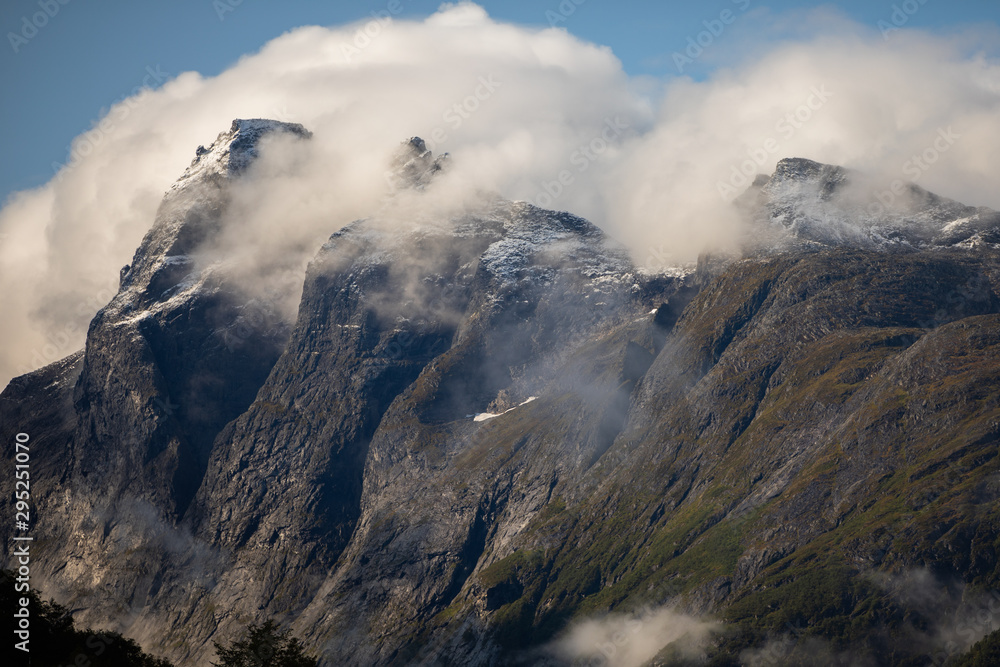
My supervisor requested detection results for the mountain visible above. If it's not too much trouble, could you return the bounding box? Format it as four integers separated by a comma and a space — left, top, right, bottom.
3, 122, 1000, 666
739, 156, 1000, 252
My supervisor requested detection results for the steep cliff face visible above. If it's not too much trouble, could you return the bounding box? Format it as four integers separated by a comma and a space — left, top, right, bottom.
1, 119, 311, 655
75, 118, 311, 519
3, 128, 1000, 666
183, 193, 667, 664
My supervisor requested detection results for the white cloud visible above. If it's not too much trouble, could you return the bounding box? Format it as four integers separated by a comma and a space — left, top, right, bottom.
1, 3, 998, 387
553, 605, 719, 667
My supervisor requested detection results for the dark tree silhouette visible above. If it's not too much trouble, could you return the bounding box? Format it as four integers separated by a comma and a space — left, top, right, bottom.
212, 619, 318, 667
1, 569, 174, 667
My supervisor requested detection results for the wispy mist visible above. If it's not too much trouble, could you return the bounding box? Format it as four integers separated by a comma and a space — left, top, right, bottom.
741, 568, 1000, 665
552, 605, 719, 666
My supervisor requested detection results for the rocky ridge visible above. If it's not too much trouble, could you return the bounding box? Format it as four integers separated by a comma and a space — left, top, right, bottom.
3, 126, 1000, 666
739, 156, 1000, 252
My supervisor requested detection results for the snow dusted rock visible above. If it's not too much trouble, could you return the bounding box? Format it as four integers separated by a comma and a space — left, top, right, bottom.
71, 119, 310, 518
7, 119, 317, 656
176, 118, 312, 187
0, 120, 316, 659
740, 157, 1000, 251
117, 119, 310, 306
388, 136, 450, 190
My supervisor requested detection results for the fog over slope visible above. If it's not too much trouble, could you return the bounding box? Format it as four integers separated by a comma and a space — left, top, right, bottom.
1, 1, 999, 387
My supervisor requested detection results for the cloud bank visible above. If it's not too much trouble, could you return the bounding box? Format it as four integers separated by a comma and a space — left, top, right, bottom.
1, 2, 999, 386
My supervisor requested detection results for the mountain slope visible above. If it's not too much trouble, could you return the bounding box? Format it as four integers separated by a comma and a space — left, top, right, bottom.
3, 128, 1000, 666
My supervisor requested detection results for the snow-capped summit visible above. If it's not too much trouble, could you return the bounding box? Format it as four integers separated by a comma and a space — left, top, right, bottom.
741, 157, 1000, 251
174, 118, 312, 189
111, 119, 312, 322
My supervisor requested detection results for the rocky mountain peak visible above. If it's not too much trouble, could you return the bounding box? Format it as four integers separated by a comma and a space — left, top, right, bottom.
767, 156, 848, 187
67, 120, 308, 526
116, 119, 312, 306
173, 118, 312, 189
740, 156, 1000, 252
388, 136, 449, 189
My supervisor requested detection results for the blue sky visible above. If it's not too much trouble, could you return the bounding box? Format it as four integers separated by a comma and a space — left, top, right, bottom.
1, 0, 998, 203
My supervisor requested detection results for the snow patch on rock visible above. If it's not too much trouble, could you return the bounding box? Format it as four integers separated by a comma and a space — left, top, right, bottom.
173, 118, 312, 190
